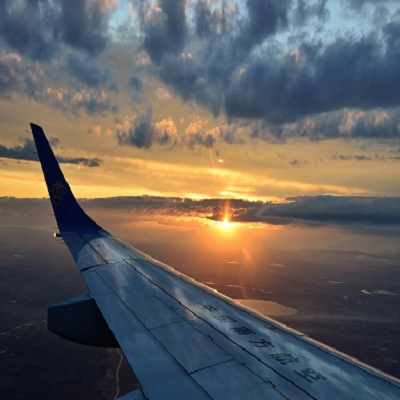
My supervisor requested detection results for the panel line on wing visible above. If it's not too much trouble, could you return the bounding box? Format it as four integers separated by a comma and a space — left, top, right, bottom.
122, 258, 400, 399
109, 237, 156, 260
125, 257, 400, 390
188, 359, 237, 375
90, 266, 237, 374
78, 233, 110, 264
80, 262, 120, 273
87, 264, 289, 399
85, 268, 214, 399
148, 320, 186, 331
89, 268, 218, 375
122, 259, 317, 399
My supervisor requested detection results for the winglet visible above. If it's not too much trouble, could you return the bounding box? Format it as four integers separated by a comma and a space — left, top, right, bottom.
31, 123, 103, 233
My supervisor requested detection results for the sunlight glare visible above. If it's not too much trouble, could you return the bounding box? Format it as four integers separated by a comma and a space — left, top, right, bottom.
217, 214, 235, 232
219, 217, 232, 230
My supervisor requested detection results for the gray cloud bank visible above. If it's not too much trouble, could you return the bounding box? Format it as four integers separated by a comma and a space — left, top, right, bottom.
0, 0, 117, 115
136, 0, 400, 141
142, 0, 400, 120
4, 194, 399, 236
245, 196, 400, 228
1, 1, 400, 142
0, 0, 110, 61
82, 195, 400, 237
0, 137, 101, 167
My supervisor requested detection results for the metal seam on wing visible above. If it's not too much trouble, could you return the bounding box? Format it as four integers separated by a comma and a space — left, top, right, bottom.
122, 260, 315, 398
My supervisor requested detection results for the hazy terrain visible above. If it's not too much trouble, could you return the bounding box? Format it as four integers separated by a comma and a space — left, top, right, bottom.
0, 227, 137, 399
1, 201, 400, 399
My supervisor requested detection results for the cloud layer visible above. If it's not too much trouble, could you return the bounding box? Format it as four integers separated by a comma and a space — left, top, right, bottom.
116, 112, 178, 148
1, 1, 400, 146
135, 0, 400, 142
0, 0, 112, 61
0, 0, 118, 114
2, 193, 400, 236
0, 137, 101, 167
81, 194, 400, 236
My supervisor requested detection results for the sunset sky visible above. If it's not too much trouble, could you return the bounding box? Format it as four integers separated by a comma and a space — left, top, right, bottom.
2, 0, 400, 248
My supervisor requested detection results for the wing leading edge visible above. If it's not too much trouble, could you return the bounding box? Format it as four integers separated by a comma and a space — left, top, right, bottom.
31, 123, 400, 399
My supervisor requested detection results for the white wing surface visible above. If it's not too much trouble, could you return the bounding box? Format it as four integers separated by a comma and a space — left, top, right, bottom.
31, 123, 400, 399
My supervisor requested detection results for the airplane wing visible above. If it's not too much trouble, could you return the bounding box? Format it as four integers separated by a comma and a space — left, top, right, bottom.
30, 123, 400, 399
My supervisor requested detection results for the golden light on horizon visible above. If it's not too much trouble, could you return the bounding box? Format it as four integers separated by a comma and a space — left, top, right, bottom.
218, 216, 233, 231
215, 200, 235, 232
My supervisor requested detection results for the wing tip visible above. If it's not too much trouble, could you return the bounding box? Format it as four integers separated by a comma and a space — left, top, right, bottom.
30, 122, 43, 134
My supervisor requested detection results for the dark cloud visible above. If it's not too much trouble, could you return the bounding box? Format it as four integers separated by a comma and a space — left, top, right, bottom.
224, 31, 400, 123
248, 107, 400, 141
116, 112, 177, 149
44, 87, 117, 116
80, 196, 263, 222
142, 0, 187, 63
139, 0, 293, 116
187, 132, 216, 149
2, 194, 400, 236
79, 195, 400, 236
56, 156, 102, 167
0, 52, 118, 116
331, 155, 374, 161
137, 1, 400, 141
347, 0, 393, 10
149, 0, 293, 116
0, 0, 113, 61
293, 0, 329, 26
0, 137, 101, 167
371, 6, 391, 27
64, 53, 117, 90
194, 0, 213, 38
240, 0, 290, 47
0, 0, 59, 61
49, 136, 61, 148
289, 159, 311, 167
329, 151, 400, 162
59, 0, 110, 56
117, 115, 154, 149
253, 196, 400, 229
3, 0, 400, 143
0, 53, 44, 99
0, 1, 118, 115
193, 0, 231, 38
83, 195, 400, 229
217, 125, 245, 145
185, 124, 245, 148
0, 137, 39, 162
128, 75, 143, 91
116, 113, 241, 149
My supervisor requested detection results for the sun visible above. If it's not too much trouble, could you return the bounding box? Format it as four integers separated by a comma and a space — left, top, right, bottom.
214, 201, 236, 233
217, 215, 234, 231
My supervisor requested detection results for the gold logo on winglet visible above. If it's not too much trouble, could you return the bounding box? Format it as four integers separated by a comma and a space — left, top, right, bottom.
50, 182, 67, 205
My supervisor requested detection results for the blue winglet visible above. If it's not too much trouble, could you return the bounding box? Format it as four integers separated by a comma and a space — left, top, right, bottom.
31, 123, 103, 233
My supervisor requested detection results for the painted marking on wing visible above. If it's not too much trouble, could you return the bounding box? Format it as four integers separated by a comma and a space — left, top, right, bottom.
50, 182, 67, 205
122, 256, 400, 391
197, 303, 326, 387
123, 260, 317, 399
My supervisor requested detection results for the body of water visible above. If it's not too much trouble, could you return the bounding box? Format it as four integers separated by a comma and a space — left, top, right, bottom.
237, 299, 297, 317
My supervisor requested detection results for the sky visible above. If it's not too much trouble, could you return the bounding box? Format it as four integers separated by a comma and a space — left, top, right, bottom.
2, 0, 400, 248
